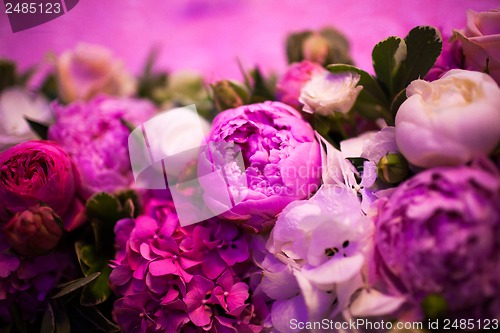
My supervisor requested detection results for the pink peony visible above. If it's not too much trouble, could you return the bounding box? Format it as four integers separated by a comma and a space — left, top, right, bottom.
198, 101, 321, 232
48, 96, 156, 197
455, 9, 500, 84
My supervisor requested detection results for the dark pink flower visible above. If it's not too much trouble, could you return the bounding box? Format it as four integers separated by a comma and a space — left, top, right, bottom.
276, 60, 325, 110
0, 140, 83, 231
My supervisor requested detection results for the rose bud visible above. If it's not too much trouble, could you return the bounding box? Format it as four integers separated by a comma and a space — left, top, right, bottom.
376, 153, 409, 184
211, 80, 249, 112
4, 206, 63, 256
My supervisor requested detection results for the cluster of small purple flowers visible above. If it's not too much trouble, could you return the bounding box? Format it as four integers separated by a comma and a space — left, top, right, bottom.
110, 197, 267, 332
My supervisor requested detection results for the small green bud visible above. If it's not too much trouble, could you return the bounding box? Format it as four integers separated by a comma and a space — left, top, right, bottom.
377, 152, 409, 184
421, 293, 448, 319
211, 80, 249, 112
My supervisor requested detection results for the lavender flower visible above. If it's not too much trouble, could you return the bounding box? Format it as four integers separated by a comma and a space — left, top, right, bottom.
373, 160, 500, 319
48, 96, 156, 197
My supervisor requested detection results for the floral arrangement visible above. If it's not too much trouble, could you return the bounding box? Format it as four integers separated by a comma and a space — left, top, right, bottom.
1, 7, 499, 333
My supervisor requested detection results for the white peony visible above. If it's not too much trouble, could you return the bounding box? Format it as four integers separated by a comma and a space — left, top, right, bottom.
299, 71, 362, 116
395, 69, 500, 168
0, 88, 52, 152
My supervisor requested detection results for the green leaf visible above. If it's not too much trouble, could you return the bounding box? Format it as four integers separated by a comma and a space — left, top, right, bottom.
52, 272, 101, 299
40, 304, 55, 333
9, 304, 27, 333
285, 31, 311, 64
73, 305, 120, 332
394, 26, 442, 92
53, 305, 71, 333
24, 117, 49, 140
80, 266, 112, 306
249, 67, 275, 103
75, 243, 112, 306
115, 190, 141, 218
85, 192, 122, 223
372, 36, 406, 96
0, 60, 16, 93
119, 118, 136, 133
390, 89, 407, 118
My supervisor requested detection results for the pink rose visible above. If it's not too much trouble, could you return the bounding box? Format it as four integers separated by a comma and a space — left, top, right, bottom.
3, 206, 63, 256
56, 44, 136, 102
0, 141, 82, 230
276, 60, 325, 110
455, 9, 500, 84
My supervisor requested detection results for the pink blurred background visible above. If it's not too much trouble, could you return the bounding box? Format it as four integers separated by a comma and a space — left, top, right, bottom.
0, 0, 497, 79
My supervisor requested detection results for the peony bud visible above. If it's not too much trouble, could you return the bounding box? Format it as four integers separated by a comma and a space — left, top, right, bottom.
376, 153, 409, 184
3, 206, 63, 256
302, 33, 330, 65
211, 80, 248, 112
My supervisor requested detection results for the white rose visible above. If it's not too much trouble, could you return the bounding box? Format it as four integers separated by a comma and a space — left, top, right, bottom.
299, 71, 362, 116
0, 88, 52, 151
395, 69, 500, 168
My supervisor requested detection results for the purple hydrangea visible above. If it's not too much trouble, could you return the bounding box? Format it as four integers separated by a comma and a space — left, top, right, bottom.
0, 233, 73, 322
110, 197, 267, 332
48, 96, 156, 197
373, 160, 500, 319
198, 101, 321, 232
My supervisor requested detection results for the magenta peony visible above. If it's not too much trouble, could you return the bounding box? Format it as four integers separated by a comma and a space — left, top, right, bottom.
48, 96, 156, 197
373, 160, 500, 319
0, 140, 81, 230
198, 101, 321, 232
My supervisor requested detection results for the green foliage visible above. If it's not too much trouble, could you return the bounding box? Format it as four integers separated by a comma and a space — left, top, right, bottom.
326, 26, 441, 126
0, 60, 17, 93
24, 117, 50, 140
